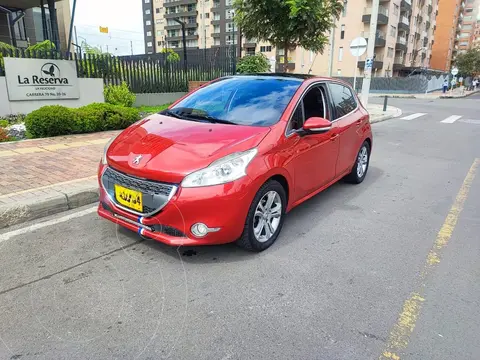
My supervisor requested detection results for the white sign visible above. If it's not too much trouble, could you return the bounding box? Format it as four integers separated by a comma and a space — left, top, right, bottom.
350, 37, 368, 57
451, 67, 459, 76
365, 58, 373, 69
4, 58, 79, 101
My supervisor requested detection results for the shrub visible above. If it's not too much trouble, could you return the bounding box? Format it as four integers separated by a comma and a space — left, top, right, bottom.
76, 103, 140, 132
0, 128, 14, 142
237, 53, 271, 74
24, 106, 79, 138
0, 120, 8, 128
104, 82, 136, 107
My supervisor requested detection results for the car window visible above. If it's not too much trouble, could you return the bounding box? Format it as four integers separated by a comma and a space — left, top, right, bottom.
287, 103, 304, 132
171, 77, 302, 126
328, 83, 357, 120
286, 85, 328, 134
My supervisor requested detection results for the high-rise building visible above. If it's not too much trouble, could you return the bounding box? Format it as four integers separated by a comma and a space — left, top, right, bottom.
142, 0, 439, 77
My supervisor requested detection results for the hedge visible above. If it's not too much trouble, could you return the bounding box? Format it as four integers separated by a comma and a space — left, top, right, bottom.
24, 103, 141, 138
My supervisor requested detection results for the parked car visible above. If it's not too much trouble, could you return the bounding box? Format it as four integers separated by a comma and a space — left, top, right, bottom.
98, 74, 372, 251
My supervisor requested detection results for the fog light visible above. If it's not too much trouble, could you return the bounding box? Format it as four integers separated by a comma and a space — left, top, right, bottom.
191, 223, 220, 238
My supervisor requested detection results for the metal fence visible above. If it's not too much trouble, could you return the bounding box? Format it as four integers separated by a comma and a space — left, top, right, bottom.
0, 47, 236, 93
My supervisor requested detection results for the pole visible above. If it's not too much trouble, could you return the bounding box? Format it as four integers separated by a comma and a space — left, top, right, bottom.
40, 0, 48, 40
182, 23, 187, 73
327, 15, 335, 77
383, 95, 388, 112
74, 26, 79, 54
130, 41, 133, 55
67, 0, 77, 54
353, 53, 359, 92
360, 0, 379, 107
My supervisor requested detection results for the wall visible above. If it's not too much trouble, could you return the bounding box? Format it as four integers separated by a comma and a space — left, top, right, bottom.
134, 92, 188, 107
0, 78, 104, 116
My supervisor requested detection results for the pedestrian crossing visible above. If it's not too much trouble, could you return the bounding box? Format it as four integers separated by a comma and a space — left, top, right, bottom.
398, 112, 478, 125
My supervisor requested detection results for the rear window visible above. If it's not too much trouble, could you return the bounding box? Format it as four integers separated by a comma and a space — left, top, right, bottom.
171, 77, 302, 126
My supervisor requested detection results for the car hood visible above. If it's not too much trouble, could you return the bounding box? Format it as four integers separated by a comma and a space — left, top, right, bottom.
106, 114, 271, 183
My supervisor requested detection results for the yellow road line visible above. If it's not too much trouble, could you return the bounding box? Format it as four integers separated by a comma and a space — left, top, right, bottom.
0, 176, 97, 199
379, 158, 479, 360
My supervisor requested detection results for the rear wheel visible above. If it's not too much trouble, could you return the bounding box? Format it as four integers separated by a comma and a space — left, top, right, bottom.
345, 141, 370, 184
236, 180, 287, 252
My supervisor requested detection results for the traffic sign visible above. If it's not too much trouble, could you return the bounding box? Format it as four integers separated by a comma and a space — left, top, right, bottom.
365, 58, 373, 69
451, 67, 459, 76
350, 37, 368, 57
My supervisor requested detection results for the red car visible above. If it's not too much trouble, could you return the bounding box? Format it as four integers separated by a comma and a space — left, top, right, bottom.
98, 75, 372, 251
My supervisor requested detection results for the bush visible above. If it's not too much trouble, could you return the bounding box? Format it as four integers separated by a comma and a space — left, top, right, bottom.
24, 106, 80, 138
24, 103, 141, 138
0, 120, 8, 128
0, 128, 15, 142
76, 103, 140, 132
237, 53, 271, 74
104, 82, 136, 107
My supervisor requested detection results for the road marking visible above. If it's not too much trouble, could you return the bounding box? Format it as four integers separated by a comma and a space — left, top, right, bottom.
441, 115, 462, 124
400, 113, 426, 120
379, 158, 479, 360
0, 206, 97, 244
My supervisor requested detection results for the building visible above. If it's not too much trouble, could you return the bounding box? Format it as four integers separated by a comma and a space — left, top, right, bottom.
0, 0, 71, 51
142, 0, 439, 77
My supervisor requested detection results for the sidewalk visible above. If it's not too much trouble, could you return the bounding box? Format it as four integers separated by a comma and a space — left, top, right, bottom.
0, 106, 401, 229
370, 88, 480, 100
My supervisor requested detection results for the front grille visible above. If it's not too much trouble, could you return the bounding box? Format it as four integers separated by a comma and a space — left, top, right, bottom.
152, 224, 186, 237
101, 167, 178, 216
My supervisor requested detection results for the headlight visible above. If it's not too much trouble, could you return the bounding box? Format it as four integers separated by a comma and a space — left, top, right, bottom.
182, 148, 257, 188
101, 136, 117, 165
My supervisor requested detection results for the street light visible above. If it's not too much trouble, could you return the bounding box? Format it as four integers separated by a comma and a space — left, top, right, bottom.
173, 18, 188, 74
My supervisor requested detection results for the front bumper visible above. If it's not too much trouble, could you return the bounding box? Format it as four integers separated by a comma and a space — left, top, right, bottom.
98, 165, 256, 246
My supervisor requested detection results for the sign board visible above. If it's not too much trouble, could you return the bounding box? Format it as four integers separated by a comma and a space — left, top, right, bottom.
4, 58, 80, 101
451, 67, 459, 76
350, 37, 368, 57
99, 26, 109, 34
365, 58, 373, 69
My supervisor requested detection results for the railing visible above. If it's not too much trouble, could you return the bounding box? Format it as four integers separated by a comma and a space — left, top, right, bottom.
397, 36, 407, 45
364, 5, 389, 16
400, 16, 410, 25
394, 56, 404, 64
362, 30, 386, 39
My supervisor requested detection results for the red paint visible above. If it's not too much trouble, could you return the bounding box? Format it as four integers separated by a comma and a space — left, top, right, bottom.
98, 76, 372, 246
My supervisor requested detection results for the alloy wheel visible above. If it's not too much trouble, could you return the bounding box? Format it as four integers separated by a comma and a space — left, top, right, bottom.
253, 191, 282, 243
356, 145, 369, 178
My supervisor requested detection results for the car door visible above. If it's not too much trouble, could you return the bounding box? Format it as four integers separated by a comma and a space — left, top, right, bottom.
284, 83, 340, 201
327, 82, 367, 176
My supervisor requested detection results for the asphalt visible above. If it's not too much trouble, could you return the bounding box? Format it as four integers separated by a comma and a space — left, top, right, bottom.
1, 96, 479, 360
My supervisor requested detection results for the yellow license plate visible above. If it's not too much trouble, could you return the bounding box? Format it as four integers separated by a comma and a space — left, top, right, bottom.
114, 184, 143, 212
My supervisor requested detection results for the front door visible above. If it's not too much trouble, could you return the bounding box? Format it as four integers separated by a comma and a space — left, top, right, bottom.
285, 84, 340, 202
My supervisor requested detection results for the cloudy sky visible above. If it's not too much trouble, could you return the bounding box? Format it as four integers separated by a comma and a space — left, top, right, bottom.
72, 0, 145, 55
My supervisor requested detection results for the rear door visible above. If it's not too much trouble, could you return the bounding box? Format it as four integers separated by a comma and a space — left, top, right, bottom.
327, 82, 367, 176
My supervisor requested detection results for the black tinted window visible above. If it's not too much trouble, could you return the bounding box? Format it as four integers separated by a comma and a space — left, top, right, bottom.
329, 83, 357, 119
171, 77, 301, 126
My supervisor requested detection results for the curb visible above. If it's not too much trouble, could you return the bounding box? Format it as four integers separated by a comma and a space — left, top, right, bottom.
0, 107, 403, 230
0, 181, 98, 230
439, 90, 480, 99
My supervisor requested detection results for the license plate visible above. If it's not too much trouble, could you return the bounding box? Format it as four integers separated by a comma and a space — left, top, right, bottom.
114, 184, 143, 212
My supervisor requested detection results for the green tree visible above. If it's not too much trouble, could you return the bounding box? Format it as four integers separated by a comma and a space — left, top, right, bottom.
237, 53, 270, 73
455, 48, 480, 76
0, 41, 15, 52
234, 0, 343, 72
26, 40, 56, 53
161, 48, 180, 63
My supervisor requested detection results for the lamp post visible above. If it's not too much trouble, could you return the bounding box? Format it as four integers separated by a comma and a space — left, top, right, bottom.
173, 18, 188, 74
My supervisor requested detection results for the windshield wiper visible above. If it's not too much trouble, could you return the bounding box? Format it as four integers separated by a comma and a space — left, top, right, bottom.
183, 113, 237, 125
160, 109, 190, 120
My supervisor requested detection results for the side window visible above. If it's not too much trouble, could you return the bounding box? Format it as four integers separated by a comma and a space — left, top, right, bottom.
287, 84, 328, 134
287, 103, 304, 133
329, 83, 357, 120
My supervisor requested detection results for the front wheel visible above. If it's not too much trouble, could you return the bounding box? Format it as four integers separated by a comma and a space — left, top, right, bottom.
236, 180, 287, 252
345, 141, 370, 184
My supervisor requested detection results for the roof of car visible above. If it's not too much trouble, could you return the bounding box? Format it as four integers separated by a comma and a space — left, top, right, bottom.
231, 73, 331, 82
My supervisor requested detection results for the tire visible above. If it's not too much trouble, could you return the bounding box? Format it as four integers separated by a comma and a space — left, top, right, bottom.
236, 180, 287, 252
345, 141, 371, 184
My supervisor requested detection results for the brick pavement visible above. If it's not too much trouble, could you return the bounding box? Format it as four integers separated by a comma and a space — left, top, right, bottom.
0, 131, 119, 198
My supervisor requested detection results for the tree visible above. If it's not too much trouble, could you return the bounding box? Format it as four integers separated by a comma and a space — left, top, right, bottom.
455, 48, 480, 76
26, 40, 56, 53
237, 53, 271, 73
161, 48, 180, 63
234, 0, 343, 72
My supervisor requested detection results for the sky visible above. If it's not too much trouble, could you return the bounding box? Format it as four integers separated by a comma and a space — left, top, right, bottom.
72, 0, 145, 55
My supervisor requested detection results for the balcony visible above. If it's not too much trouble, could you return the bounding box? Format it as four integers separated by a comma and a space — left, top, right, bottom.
212, 32, 221, 38
393, 56, 405, 70
165, 10, 197, 19
164, 22, 198, 30
362, 5, 389, 25
165, 34, 199, 42
362, 31, 386, 47
396, 36, 407, 51
358, 60, 384, 69
244, 38, 257, 47
399, 16, 410, 31
401, 0, 412, 11
163, 0, 197, 6
426, 20, 431, 29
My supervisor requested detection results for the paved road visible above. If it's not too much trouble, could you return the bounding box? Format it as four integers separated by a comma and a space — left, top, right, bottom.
1, 96, 479, 360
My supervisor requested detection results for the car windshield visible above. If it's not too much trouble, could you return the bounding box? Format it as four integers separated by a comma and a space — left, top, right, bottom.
169, 76, 302, 126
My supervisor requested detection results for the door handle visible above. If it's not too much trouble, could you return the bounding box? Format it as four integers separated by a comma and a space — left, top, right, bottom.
356, 120, 362, 126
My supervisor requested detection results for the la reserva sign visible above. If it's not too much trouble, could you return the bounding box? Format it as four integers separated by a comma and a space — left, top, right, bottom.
4, 57, 80, 101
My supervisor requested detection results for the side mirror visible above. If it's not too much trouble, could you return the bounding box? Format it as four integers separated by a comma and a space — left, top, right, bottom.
299, 117, 332, 136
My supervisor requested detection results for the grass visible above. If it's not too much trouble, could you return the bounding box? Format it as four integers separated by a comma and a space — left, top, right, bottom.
135, 104, 171, 114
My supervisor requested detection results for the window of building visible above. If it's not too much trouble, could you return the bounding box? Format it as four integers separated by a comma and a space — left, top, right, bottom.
213, 25, 220, 33
341, 25, 345, 39
342, 2, 347, 17
214, 38, 221, 46
188, 16, 196, 24
169, 41, 179, 48
157, 30, 163, 36
260, 45, 272, 52
328, 83, 357, 119
226, 9, 234, 19
390, 25, 396, 37
387, 47, 394, 57
205, 13, 210, 18
394, 4, 399, 16
186, 40, 198, 47
226, 22, 235, 32
145, 9, 150, 14
147, 31, 152, 36
246, 47, 255, 55
156, 8, 160, 13
156, 19, 163, 24
226, 0, 234, 5
145, 0, 150, 3
147, 41, 153, 47
146, 20, 151, 26
337, 69, 342, 75
338, 47, 344, 61
187, 29, 197, 36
